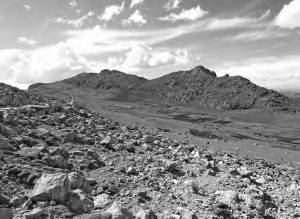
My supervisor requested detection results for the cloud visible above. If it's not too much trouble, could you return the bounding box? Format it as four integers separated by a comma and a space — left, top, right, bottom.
224, 29, 289, 41
69, 0, 78, 9
216, 56, 300, 90
0, 42, 190, 88
122, 10, 147, 26
206, 17, 257, 30
18, 37, 38, 46
69, 0, 80, 14
164, 0, 182, 11
130, 0, 145, 8
65, 16, 258, 56
260, 10, 271, 20
24, 5, 31, 10
99, 2, 125, 21
0, 44, 108, 88
114, 43, 190, 71
275, 0, 300, 29
46, 11, 95, 28
159, 5, 208, 22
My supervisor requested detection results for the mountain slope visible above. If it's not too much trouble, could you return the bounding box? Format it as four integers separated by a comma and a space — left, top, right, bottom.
0, 83, 48, 107
137, 66, 293, 109
29, 66, 295, 110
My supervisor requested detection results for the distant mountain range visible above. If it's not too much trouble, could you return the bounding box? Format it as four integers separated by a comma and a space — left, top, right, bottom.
28, 66, 297, 110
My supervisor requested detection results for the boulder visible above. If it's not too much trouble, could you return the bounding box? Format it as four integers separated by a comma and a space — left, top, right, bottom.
30, 173, 70, 203
24, 208, 46, 219
68, 172, 92, 194
215, 190, 238, 206
181, 210, 198, 219
143, 135, 156, 143
51, 155, 68, 169
94, 194, 111, 209
105, 202, 134, 219
67, 189, 94, 214
0, 136, 15, 151
9, 196, 27, 208
135, 210, 158, 219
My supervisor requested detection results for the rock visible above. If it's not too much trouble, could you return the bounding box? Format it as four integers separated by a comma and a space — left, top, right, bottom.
68, 172, 92, 194
181, 210, 198, 219
94, 194, 111, 209
45, 117, 54, 126
67, 189, 94, 214
22, 200, 33, 209
51, 155, 68, 169
18, 145, 48, 159
228, 168, 240, 176
24, 208, 46, 219
30, 173, 70, 203
105, 202, 134, 219
215, 190, 238, 206
65, 132, 77, 142
161, 159, 177, 172
0, 136, 15, 151
3, 112, 14, 123
9, 196, 26, 208
135, 210, 158, 219
0, 208, 13, 219
102, 136, 112, 145
144, 135, 156, 143
0, 124, 13, 138
0, 194, 10, 205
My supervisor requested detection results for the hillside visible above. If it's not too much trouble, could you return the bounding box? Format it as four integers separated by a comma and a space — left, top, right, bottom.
2, 82, 300, 219
29, 66, 296, 110
0, 83, 48, 107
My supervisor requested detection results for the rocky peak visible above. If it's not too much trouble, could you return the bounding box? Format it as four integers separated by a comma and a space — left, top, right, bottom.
188, 66, 217, 77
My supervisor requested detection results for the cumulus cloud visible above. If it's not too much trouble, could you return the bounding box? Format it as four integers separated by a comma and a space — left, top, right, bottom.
118, 44, 190, 71
99, 2, 125, 21
18, 37, 38, 46
164, 0, 182, 11
122, 10, 147, 26
46, 11, 95, 28
159, 5, 208, 22
275, 0, 300, 29
0, 42, 190, 88
130, 0, 145, 8
0, 44, 118, 89
216, 56, 300, 90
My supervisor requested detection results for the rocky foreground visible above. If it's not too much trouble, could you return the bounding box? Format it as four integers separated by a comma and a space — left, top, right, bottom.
0, 86, 300, 219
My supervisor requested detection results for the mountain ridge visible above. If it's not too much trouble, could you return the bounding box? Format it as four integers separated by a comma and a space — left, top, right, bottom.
28, 65, 296, 110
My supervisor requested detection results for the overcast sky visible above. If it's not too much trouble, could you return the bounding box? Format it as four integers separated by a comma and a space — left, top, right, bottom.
0, 0, 299, 90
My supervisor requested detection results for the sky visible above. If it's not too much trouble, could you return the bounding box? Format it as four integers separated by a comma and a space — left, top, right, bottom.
0, 0, 300, 91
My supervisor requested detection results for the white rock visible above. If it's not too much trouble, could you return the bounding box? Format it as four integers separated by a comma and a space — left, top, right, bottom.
30, 173, 70, 203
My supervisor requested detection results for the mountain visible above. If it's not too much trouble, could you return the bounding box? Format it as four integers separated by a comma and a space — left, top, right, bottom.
29, 65, 296, 110
63, 70, 148, 90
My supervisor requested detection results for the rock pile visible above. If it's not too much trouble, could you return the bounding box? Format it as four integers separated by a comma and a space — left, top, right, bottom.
0, 85, 299, 218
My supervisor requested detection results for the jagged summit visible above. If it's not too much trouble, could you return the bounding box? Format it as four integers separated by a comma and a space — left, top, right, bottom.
188, 65, 217, 77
